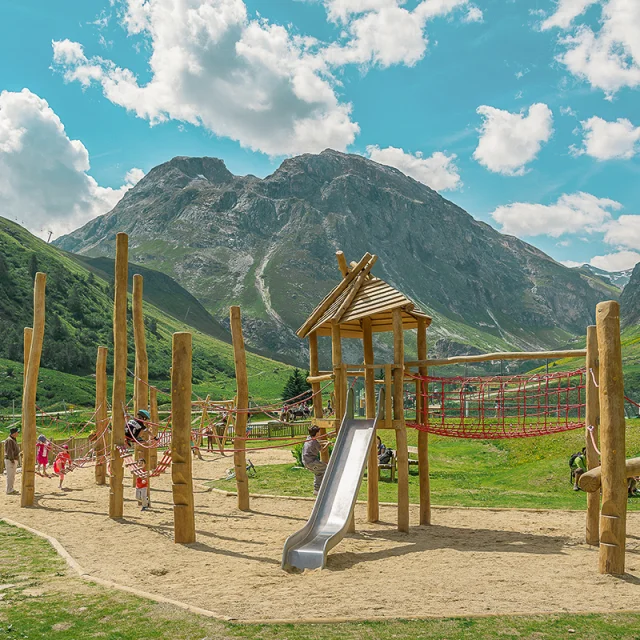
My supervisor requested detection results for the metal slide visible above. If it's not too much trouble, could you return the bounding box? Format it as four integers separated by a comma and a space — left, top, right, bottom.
281, 388, 384, 571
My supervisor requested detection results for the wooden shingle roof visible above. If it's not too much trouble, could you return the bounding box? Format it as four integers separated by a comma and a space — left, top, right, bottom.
297, 252, 431, 339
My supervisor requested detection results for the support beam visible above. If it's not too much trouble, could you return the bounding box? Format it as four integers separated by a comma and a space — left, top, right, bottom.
21, 273, 46, 507
109, 233, 128, 519
580, 458, 640, 493
23, 328, 32, 390
309, 332, 329, 464
595, 301, 626, 575
331, 322, 346, 427
393, 308, 409, 533
417, 317, 430, 526
585, 326, 600, 546
230, 306, 250, 511
94, 346, 108, 485
171, 332, 196, 544
149, 387, 159, 469
363, 317, 378, 523
336, 251, 349, 277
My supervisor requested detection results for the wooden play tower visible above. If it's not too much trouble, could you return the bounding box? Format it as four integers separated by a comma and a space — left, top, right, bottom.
298, 251, 432, 530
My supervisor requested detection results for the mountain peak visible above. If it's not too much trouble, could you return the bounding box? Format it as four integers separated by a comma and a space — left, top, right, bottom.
146, 155, 235, 185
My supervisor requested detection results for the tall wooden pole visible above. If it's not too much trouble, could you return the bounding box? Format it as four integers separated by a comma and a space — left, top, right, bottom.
309, 332, 329, 464
132, 274, 150, 493
417, 317, 431, 525
21, 274, 46, 507
109, 233, 128, 519
230, 306, 250, 511
149, 387, 159, 469
94, 346, 108, 485
364, 317, 378, 522
171, 332, 196, 544
331, 322, 345, 427
393, 309, 409, 532
585, 326, 600, 546
23, 328, 32, 391
595, 301, 627, 575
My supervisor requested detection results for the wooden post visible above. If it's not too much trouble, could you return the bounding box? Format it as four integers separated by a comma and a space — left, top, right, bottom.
109, 233, 128, 519
309, 332, 329, 464
94, 346, 108, 485
363, 317, 379, 523
331, 322, 346, 427
230, 306, 250, 511
171, 332, 196, 544
132, 274, 150, 494
393, 308, 409, 532
23, 328, 33, 390
417, 317, 431, 525
21, 273, 46, 507
585, 326, 600, 546
595, 301, 627, 575
336, 251, 349, 277
149, 387, 159, 469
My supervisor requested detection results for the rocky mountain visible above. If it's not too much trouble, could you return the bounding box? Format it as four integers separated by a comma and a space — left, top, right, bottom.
55, 151, 618, 364
621, 263, 640, 328
575, 264, 632, 290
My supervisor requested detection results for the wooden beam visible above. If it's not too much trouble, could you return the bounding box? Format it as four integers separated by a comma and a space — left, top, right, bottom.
580, 457, 640, 493
149, 386, 159, 469
109, 232, 128, 519
596, 300, 627, 575
332, 256, 378, 323
336, 251, 349, 277
363, 317, 378, 523
393, 308, 409, 533
230, 306, 250, 511
171, 332, 196, 544
94, 346, 108, 486
407, 349, 587, 368
297, 252, 372, 338
20, 273, 46, 507
585, 326, 600, 546
309, 332, 329, 465
417, 317, 430, 526
331, 322, 346, 428
23, 328, 32, 390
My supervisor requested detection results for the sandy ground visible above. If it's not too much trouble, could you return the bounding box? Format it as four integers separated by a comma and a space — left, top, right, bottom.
1, 449, 639, 622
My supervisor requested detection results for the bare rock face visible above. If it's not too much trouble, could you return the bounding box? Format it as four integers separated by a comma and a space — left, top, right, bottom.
55, 150, 616, 363
621, 264, 640, 328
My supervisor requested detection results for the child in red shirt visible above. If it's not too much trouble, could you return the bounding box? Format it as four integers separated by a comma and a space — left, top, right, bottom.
53, 445, 72, 490
36, 435, 52, 477
135, 458, 149, 511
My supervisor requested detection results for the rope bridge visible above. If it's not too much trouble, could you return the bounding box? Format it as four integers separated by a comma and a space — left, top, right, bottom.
407, 368, 586, 439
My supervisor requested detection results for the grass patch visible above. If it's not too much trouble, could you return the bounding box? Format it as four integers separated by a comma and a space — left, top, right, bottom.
1, 521, 640, 639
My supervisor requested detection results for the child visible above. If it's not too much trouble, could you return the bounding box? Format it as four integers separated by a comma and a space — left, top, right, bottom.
53, 444, 72, 490
302, 426, 329, 496
135, 459, 150, 511
36, 434, 51, 477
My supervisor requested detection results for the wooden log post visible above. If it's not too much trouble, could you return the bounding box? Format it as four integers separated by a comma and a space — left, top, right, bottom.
331, 322, 346, 428
109, 233, 128, 519
230, 306, 250, 511
132, 275, 151, 494
580, 458, 640, 492
23, 328, 33, 390
417, 317, 431, 526
585, 325, 600, 546
21, 273, 46, 507
309, 332, 329, 464
171, 332, 196, 544
94, 346, 109, 485
595, 301, 627, 575
149, 387, 159, 469
393, 309, 410, 532
364, 317, 379, 523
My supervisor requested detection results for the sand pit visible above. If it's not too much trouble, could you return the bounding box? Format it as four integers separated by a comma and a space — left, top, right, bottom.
2, 450, 639, 622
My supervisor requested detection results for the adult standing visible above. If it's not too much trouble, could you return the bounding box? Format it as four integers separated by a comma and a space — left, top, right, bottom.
4, 427, 21, 494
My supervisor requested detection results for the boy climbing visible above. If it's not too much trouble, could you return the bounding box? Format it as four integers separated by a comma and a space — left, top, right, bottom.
569, 447, 588, 491
303, 426, 329, 496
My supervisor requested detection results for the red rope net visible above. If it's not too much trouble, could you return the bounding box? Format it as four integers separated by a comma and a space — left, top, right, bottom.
407, 368, 586, 439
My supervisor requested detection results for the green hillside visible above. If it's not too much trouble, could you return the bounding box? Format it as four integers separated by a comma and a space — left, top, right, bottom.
0, 217, 292, 410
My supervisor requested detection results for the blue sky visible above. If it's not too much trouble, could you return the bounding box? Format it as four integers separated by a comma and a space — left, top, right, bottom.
0, 0, 639, 271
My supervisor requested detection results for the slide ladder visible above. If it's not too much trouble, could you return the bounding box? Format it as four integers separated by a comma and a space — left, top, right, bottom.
282, 388, 383, 571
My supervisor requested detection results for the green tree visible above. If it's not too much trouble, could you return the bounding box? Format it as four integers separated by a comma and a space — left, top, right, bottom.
281, 368, 311, 403
28, 253, 38, 280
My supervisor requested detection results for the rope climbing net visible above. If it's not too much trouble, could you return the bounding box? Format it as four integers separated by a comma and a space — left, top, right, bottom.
407, 368, 586, 439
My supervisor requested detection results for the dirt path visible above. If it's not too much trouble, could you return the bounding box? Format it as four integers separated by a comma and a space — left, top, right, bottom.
1, 450, 639, 622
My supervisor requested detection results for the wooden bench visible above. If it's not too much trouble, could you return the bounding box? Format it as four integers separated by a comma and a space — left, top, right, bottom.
378, 451, 397, 481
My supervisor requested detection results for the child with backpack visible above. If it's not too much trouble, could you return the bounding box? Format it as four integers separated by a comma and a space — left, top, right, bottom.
569, 447, 588, 491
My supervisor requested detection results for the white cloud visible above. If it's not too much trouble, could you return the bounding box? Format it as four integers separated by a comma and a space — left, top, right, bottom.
463, 6, 483, 23
560, 105, 577, 116
541, 0, 640, 97
590, 250, 640, 271
366, 145, 461, 191
603, 215, 640, 249
490, 192, 621, 237
540, 0, 599, 30
52, 0, 359, 157
573, 116, 640, 160
322, 0, 399, 22
0, 89, 142, 239
560, 259, 584, 268
473, 103, 553, 175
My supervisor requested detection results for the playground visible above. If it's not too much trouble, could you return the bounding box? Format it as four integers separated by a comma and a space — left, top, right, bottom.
2, 237, 640, 627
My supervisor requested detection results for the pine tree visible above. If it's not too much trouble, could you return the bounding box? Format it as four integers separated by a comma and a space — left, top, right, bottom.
281, 368, 311, 403
28, 253, 38, 280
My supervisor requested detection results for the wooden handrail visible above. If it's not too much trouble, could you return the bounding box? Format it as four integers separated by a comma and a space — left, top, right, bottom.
405, 349, 586, 368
